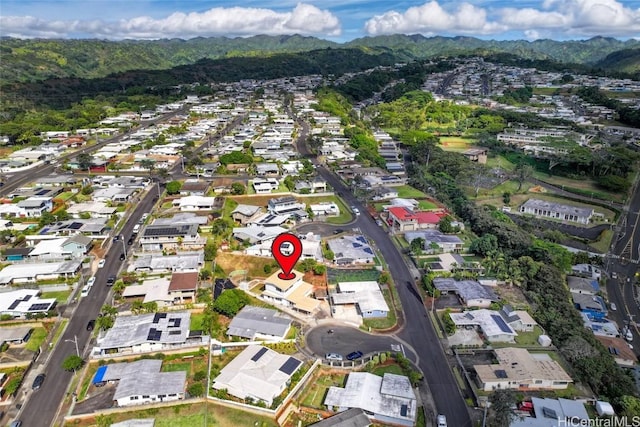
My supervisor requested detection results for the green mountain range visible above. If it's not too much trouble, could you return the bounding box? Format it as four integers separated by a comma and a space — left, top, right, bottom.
2, 34, 639, 84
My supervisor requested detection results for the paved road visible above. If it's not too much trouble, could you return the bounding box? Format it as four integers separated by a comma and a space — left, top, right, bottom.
293, 115, 473, 426
16, 190, 157, 427
306, 325, 415, 361
606, 178, 640, 345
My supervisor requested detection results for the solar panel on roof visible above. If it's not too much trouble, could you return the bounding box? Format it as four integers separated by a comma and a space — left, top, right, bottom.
494, 369, 508, 379
69, 222, 83, 230
23, 295, 32, 301
352, 243, 362, 248
251, 347, 268, 362
8, 300, 20, 310
169, 330, 182, 335
542, 407, 558, 419
357, 236, 367, 243
36, 189, 49, 195
153, 313, 167, 323
400, 405, 408, 417
147, 328, 162, 341
169, 318, 182, 328
279, 357, 301, 375
29, 303, 52, 311
491, 315, 512, 333
363, 248, 374, 255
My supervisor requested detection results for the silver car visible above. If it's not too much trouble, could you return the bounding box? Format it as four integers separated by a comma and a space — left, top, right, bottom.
325, 353, 343, 361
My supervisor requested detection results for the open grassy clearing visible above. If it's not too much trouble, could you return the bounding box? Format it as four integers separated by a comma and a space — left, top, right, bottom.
40, 289, 72, 302
64, 401, 278, 427
438, 136, 477, 152
478, 192, 616, 224
25, 327, 47, 352
533, 171, 624, 202
395, 185, 428, 199
300, 371, 346, 409
485, 154, 517, 171
372, 363, 404, 376
214, 253, 276, 279
589, 228, 614, 254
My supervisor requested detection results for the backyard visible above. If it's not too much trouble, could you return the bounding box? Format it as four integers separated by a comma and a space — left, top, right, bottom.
63, 401, 278, 427
438, 136, 477, 152
299, 370, 346, 409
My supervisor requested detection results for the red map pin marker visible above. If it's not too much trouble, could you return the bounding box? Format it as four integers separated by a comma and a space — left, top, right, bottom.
271, 233, 303, 280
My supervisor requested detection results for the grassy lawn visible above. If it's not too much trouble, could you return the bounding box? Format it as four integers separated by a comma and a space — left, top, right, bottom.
395, 185, 428, 199
474, 179, 532, 199
589, 228, 614, 254
25, 327, 47, 352
40, 289, 72, 302
55, 192, 76, 201
220, 198, 239, 220
478, 192, 616, 224
372, 363, 404, 376
533, 171, 624, 203
300, 371, 346, 409
438, 136, 476, 152
418, 200, 438, 210
485, 154, 516, 171
326, 268, 380, 284
215, 253, 277, 279
514, 326, 543, 346
78, 363, 99, 400
362, 289, 397, 330
66, 402, 278, 427
51, 319, 68, 347
300, 194, 353, 224
161, 362, 191, 374
190, 313, 205, 331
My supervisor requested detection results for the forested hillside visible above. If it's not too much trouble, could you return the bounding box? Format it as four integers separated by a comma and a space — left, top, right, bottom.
2, 34, 638, 85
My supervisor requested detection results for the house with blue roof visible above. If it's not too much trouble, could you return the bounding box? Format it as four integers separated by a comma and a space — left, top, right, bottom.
568, 275, 606, 320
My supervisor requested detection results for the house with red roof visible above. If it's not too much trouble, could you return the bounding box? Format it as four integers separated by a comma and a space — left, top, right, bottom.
387, 206, 443, 233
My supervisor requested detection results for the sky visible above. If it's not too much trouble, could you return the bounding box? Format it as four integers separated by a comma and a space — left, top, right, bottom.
0, 0, 639, 42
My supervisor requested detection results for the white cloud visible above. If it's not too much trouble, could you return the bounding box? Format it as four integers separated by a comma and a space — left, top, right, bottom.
365, 1, 505, 35
0, 2, 341, 39
365, 0, 640, 37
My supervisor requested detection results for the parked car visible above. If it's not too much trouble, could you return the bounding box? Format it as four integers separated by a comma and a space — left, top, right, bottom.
325, 353, 343, 361
9, 421, 22, 427
32, 373, 46, 390
106, 275, 116, 286
333, 229, 344, 235
127, 237, 134, 245
346, 351, 363, 360
87, 276, 96, 287
437, 414, 447, 427
610, 302, 617, 311
119, 253, 126, 261
97, 259, 106, 268
113, 235, 120, 242
86, 319, 96, 331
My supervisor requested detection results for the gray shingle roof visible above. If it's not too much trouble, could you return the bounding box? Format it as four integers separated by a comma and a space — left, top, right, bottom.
227, 306, 292, 339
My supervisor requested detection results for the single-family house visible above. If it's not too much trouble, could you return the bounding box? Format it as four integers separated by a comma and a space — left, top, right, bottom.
226, 306, 292, 341
387, 207, 442, 232
212, 345, 302, 406
172, 196, 216, 211
324, 372, 417, 427
449, 310, 518, 342
179, 180, 210, 196
261, 269, 320, 314
231, 204, 263, 225
139, 223, 205, 252
16, 197, 53, 218
168, 272, 198, 303
500, 305, 537, 332
432, 278, 499, 308
519, 199, 594, 224
331, 281, 389, 319
405, 230, 463, 253
326, 235, 376, 265
267, 196, 305, 215
0, 289, 57, 318
474, 348, 573, 391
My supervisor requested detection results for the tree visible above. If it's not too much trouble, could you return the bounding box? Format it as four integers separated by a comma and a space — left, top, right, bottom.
77, 153, 92, 171
165, 180, 182, 195
199, 269, 212, 281
39, 211, 56, 227
469, 234, 498, 256
55, 209, 70, 221
324, 249, 335, 261
62, 355, 84, 372
489, 390, 517, 427
204, 242, 217, 261
140, 158, 155, 173
187, 382, 205, 397
378, 271, 392, 285
514, 163, 533, 191
96, 314, 115, 330
212, 289, 249, 317
313, 264, 326, 275
438, 216, 454, 233
410, 237, 425, 255
502, 191, 511, 204
230, 182, 246, 195
299, 258, 317, 272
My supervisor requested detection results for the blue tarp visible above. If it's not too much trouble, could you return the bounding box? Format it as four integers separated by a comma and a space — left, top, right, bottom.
93, 365, 107, 384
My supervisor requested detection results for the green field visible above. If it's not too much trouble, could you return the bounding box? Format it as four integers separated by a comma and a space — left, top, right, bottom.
372, 363, 404, 376
161, 362, 191, 374
25, 327, 47, 352
40, 289, 72, 302
326, 268, 380, 284
190, 313, 205, 331
395, 185, 428, 199
66, 402, 278, 427
438, 136, 476, 152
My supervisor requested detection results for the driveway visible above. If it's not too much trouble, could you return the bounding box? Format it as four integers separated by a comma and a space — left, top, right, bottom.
306, 324, 415, 362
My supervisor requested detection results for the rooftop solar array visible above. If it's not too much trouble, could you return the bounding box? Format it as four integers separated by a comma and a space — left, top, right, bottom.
251, 346, 268, 362
24, 295, 32, 301
400, 405, 408, 417
542, 407, 558, 419
147, 328, 162, 341
169, 330, 182, 335
491, 314, 512, 333
169, 318, 181, 328
279, 357, 301, 375
153, 313, 167, 323
494, 369, 508, 379
7, 300, 20, 310
29, 303, 53, 311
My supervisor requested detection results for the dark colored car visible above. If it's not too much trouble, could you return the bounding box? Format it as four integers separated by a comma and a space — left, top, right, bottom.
119, 253, 126, 261
86, 319, 96, 331
32, 373, 46, 390
127, 237, 134, 245
106, 275, 116, 286
333, 229, 344, 235
113, 235, 120, 242
346, 351, 363, 360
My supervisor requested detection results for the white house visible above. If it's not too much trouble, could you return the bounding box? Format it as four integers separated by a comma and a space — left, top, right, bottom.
16, 197, 53, 218
261, 269, 319, 314
172, 196, 216, 211
519, 199, 594, 224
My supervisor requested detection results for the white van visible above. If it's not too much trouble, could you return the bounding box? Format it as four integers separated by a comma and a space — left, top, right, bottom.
87, 276, 96, 287
81, 284, 92, 296
132, 224, 140, 234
